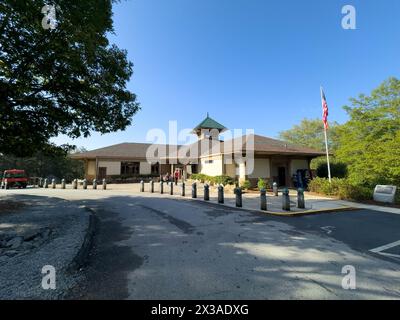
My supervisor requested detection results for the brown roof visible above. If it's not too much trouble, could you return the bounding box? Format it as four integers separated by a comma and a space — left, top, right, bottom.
70, 142, 180, 160
180, 134, 325, 158
70, 135, 325, 160
225, 134, 325, 156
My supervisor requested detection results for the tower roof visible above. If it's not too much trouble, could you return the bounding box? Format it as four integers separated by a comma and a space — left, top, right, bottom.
192, 113, 227, 133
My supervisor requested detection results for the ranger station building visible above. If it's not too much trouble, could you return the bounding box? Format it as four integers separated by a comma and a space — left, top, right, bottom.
71, 115, 324, 187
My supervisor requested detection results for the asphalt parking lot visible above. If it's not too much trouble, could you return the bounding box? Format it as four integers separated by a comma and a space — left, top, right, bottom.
271, 209, 400, 264
1, 187, 400, 299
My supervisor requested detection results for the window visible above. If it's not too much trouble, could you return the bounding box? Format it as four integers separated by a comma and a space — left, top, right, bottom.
121, 162, 140, 175
205, 160, 214, 164
151, 163, 159, 175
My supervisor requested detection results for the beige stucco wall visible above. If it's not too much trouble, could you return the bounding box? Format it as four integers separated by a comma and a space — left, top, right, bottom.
238, 161, 247, 185
98, 160, 121, 175
139, 162, 152, 175
87, 160, 96, 176
290, 159, 309, 175
225, 163, 236, 178
200, 155, 223, 176
248, 158, 271, 179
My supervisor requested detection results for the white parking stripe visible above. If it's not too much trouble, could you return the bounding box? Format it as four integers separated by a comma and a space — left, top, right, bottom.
370, 240, 400, 253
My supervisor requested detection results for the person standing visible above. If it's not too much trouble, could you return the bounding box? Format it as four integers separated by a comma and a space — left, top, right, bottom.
174, 169, 179, 185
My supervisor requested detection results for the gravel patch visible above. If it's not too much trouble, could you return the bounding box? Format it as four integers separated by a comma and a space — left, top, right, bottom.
0, 195, 91, 299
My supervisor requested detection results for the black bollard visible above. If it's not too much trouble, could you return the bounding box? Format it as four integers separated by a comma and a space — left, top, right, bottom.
169, 182, 173, 195
297, 188, 305, 209
235, 187, 242, 207
150, 180, 154, 193
282, 188, 290, 211
140, 180, 144, 192
102, 178, 107, 190
61, 179, 66, 189
260, 188, 267, 211
160, 181, 164, 194
83, 179, 87, 190
73, 179, 78, 189
93, 179, 97, 190
218, 185, 224, 204
52, 179, 56, 189
181, 182, 185, 196
44, 178, 48, 188
39, 178, 43, 188
191, 183, 197, 198
204, 184, 210, 201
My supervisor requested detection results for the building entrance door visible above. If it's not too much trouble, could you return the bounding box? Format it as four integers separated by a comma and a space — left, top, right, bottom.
98, 167, 107, 181
278, 167, 286, 187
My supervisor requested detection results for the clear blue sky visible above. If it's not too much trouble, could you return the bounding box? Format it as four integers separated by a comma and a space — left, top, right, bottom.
52, 0, 400, 150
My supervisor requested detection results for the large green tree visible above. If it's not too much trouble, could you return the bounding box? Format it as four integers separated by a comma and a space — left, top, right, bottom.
279, 118, 341, 152
0, 146, 85, 182
336, 77, 400, 186
0, 0, 139, 156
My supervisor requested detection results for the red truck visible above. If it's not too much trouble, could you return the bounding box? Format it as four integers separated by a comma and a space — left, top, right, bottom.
1, 169, 29, 189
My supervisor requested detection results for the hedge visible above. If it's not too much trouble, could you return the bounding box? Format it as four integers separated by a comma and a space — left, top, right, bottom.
241, 180, 251, 190
316, 162, 348, 179
308, 177, 373, 201
190, 174, 235, 186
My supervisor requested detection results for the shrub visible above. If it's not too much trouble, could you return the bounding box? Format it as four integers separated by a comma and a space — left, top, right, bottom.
213, 175, 235, 185
308, 177, 338, 195
309, 177, 373, 201
257, 178, 267, 190
190, 173, 208, 182
337, 184, 373, 201
316, 162, 348, 179
190, 174, 234, 185
241, 180, 251, 190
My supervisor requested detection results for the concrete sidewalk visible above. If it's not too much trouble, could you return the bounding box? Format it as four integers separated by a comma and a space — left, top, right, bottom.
112, 182, 356, 214
17, 182, 400, 215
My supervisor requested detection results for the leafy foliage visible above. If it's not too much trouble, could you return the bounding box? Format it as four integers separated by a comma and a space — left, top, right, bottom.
308, 177, 372, 201
0, 147, 85, 182
189, 173, 209, 183
190, 174, 235, 185
336, 77, 400, 187
241, 180, 251, 190
257, 178, 267, 190
281, 78, 400, 194
279, 118, 341, 152
213, 175, 235, 185
316, 161, 348, 179
0, 0, 139, 156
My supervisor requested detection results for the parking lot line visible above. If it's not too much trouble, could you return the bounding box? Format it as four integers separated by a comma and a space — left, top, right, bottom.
370, 240, 400, 258
370, 240, 400, 253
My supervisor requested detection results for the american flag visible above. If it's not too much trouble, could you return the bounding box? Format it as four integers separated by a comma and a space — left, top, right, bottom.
321, 88, 329, 129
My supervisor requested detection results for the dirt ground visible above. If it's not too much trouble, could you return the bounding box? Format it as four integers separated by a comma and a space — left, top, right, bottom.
0, 200, 25, 213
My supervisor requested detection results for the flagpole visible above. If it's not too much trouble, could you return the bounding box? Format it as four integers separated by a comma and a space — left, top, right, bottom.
320, 86, 332, 183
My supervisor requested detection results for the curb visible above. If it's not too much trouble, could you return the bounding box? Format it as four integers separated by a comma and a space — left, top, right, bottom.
67, 207, 97, 272
258, 206, 359, 217
206, 200, 358, 217
143, 192, 359, 217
